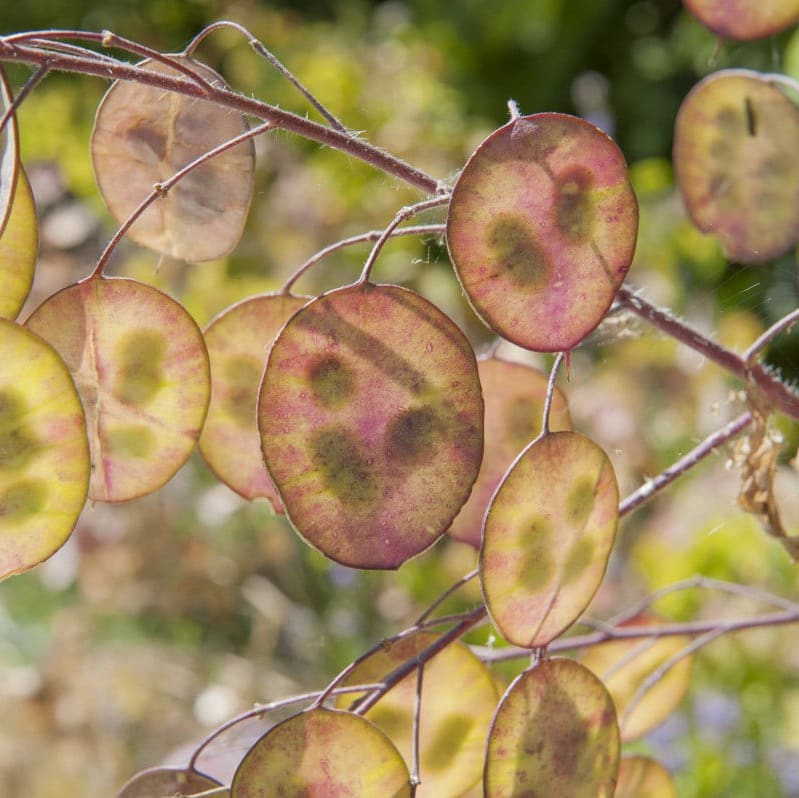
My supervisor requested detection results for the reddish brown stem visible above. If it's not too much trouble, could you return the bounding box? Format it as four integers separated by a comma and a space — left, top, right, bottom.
0, 35, 441, 194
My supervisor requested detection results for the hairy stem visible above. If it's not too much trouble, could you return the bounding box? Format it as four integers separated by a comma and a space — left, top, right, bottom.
0, 34, 442, 193
616, 284, 799, 421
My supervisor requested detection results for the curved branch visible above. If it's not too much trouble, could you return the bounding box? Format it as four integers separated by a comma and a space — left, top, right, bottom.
0, 34, 441, 194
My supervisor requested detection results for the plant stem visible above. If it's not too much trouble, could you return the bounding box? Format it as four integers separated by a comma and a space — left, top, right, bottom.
0, 34, 442, 194
618, 411, 753, 518
616, 285, 799, 421
183, 20, 347, 131
281, 224, 445, 294
473, 606, 799, 663
350, 606, 487, 715
358, 196, 450, 283
185, 683, 384, 773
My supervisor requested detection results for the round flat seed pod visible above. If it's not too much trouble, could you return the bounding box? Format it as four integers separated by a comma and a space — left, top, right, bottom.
199, 293, 308, 509
336, 631, 499, 797
26, 276, 210, 502
0, 65, 19, 242
674, 70, 799, 264
447, 113, 638, 352
0, 319, 89, 580
684, 0, 799, 40
231, 708, 411, 797
484, 658, 620, 798
448, 356, 571, 548
0, 165, 37, 320
616, 756, 677, 798
481, 430, 618, 648
91, 55, 255, 261
117, 767, 225, 798
580, 613, 693, 741
258, 282, 483, 569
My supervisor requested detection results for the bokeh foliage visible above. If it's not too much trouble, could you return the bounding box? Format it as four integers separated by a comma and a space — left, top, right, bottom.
2, 1, 799, 796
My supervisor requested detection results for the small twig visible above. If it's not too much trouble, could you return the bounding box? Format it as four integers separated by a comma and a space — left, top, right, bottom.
616, 284, 799, 421
610, 574, 799, 627
176, 788, 229, 798
185, 682, 384, 773
281, 224, 445, 294
415, 567, 478, 625
619, 627, 724, 731
410, 664, 424, 794
358, 195, 450, 283
618, 411, 753, 518
0, 63, 48, 137
310, 605, 484, 711
183, 20, 346, 131
6, 29, 217, 91
472, 606, 799, 663
350, 606, 487, 715
90, 120, 272, 277
541, 352, 566, 436
0, 34, 442, 194
744, 307, 799, 363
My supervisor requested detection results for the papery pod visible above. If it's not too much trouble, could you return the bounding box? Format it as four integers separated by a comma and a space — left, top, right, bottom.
258, 282, 483, 569
0, 319, 89, 579
117, 767, 226, 797
231, 707, 411, 797
26, 276, 210, 502
484, 657, 620, 797
335, 631, 500, 797
0, 165, 37, 320
0, 64, 19, 241
616, 755, 677, 798
447, 112, 638, 352
481, 430, 619, 647
674, 70, 799, 263
91, 55, 255, 261
199, 293, 308, 509
448, 356, 571, 547
684, 0, 799, 40
580, 613, 693, 741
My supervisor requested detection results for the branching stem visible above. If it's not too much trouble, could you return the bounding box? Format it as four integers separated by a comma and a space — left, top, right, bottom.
358, 195, 450, 283
281, 224, 445, 294
616, 284, 799, 421
0, 34, 442, 193
183, 21, 346, 131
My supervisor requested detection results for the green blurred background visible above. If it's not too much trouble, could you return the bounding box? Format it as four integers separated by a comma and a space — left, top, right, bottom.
3, 1, 799, 795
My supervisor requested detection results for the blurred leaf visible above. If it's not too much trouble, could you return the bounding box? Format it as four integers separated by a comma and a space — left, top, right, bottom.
674, 70, 799, 264
580, 613, 693, 741
616, 755, 678, 798
199, 292, 308, 508
683, 0, 799, 41
448, 356, 571, 548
